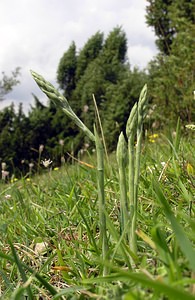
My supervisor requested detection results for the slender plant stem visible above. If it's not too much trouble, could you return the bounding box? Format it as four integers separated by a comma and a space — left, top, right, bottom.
126, 102, 138, 256
134, 125, 142, 209
132, 84, 147, 257
116, 132, 128, 234
125, 85, 147, 259
128, 133, 137, 255
94, 126, 109, 276
92, 94, 109, 164
133, 116, 143, 256
134, 84, 147, 206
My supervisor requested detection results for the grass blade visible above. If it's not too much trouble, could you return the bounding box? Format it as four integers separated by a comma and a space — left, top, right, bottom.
84, 270, 195, 300
153, 179, 195, 271
9, 241, 33, 300
0, 250, 58, 296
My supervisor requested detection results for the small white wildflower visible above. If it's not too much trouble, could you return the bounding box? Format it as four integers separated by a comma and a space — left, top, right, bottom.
39, 144, 44, 153
2, 170, 9, 180
59, 139, 64, 146
83, 105, 89, 113
1, 162, 7, 171
42, 159, 53, 168
172, 131, 176, 137
84, 143, 89, 149
33, 241, 48, 255
29, 162, 34, 169
186, 124, 195, 131
5, 194, 11, 199
61, 156, 65, 164
79, 149, 84, 155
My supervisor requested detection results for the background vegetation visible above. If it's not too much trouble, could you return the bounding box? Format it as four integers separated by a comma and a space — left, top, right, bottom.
0, 123, 194, 299
0, 0, 194, 177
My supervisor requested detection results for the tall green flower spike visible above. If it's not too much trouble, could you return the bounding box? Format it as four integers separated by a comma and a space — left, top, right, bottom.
30, 70, 95, 142
125, 84, 148, 259
31, 70, 108, 276
116, 132, 128, 233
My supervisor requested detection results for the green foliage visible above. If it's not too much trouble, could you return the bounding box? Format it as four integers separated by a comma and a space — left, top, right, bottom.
57, 42, 77, 99
146, 0, 194, 55
0, 131, 194, 299
0, 27, 148, 174
57, 26, 147, 150
102, 68, 147, 149
0, 103, 30, 175
146, 0, 175, 55
146, 0, 195, 126
75, 31, 103, 80
0, 68, 20, 101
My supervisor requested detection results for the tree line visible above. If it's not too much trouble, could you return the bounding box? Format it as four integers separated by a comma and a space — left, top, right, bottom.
0, 0, 194, 176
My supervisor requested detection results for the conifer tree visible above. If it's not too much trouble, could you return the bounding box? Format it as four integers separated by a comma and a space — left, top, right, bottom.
146, 0, 195, 125
76, 31, 103, 80
56, 26, 147, 150
57, 42, 77, 99
0, 68, 20, 101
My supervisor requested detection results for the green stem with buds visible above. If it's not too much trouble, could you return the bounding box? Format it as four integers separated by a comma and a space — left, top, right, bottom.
116, 132, 128, 234
126, 102, 138, 256
31, 70, 108, 276
125, 85, 148, 260
94, 126, 108, 276
31, 70, 95, 142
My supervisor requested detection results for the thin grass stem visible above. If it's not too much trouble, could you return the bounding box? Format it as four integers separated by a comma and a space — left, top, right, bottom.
116, 132, 128, 234
126, 102, 138, 255
133, 84, 148, 254
93, 94, 109, 164
94, 126, 109, 276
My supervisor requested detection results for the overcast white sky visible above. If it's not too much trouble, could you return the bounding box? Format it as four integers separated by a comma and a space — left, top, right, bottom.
0, 0, 158, 112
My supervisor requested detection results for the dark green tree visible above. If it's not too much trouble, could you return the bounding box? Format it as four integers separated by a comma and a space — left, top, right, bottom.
56, 26, 148, 150
146, 0, 175, 55
71, 27, 130, 144
147, 0, 195, 125
102, 68, 148, 148
57, 42, 77, 99
76, 31, 103, 80
100, 26, 128, 83
0, 67, 20, 101
0, 104, 27, 174
10, 103, 30, 174
146, 0, 194, 55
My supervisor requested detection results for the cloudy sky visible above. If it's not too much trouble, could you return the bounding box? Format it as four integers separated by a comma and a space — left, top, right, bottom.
0, 0, 158, 113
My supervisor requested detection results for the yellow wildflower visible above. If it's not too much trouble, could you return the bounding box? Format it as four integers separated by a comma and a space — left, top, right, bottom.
186, 163, 194, 175
149, 133, 159, 139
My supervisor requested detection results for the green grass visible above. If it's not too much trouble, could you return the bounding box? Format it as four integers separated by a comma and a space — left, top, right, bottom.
1, 73, 194, 299
0, 132, 194, 299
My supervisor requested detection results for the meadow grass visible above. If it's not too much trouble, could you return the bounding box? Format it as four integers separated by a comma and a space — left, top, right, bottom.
0, 129, 194, 299
0, 75, 194, 299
